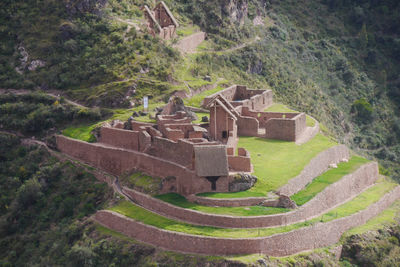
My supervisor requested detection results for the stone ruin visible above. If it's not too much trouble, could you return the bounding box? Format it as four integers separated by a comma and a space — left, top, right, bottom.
143, 1, 179, 40
57, 85, 317, 196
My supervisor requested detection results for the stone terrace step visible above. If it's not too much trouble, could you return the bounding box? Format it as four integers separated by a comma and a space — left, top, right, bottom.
94, 185, 400, 256
121, 161, 379, 228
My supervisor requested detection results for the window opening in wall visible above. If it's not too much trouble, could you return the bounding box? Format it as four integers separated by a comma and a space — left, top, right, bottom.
283, 114, 286, 119
222, 131, 228, 139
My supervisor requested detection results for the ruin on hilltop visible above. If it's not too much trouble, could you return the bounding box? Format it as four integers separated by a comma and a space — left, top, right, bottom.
143, 1, 179, 40
57, 85, 319, 196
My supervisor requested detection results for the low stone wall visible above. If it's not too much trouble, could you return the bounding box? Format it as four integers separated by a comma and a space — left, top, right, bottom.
278, 145, 349, 196
121, 162, 378, 228
174, 32, 206, 53
94, 185, 400, 256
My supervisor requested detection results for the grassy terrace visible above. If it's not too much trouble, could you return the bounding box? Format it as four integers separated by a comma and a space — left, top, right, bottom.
199, 133, 336, 198
291, 156, 370, 206
264, 103, 316, 127
155, 193, 290, 216
109, 179, 397, 238
342, 200, 400, 237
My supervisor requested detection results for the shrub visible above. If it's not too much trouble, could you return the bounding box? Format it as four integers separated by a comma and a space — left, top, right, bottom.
351, 98, 373, 122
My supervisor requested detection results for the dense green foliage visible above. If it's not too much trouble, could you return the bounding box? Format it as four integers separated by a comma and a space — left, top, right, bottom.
0, 93, 110, 135
0, 133, 112, 265
0, 0, 179, 106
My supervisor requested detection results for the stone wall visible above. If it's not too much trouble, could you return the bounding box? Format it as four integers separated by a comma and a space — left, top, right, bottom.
149, 137, 194, 169
56, 135, 231, 195
236, 116, 259, 136
228, 155, 252, 172
100, 127, 139, 151
94, 185, 400, 256
174, 32, 206, 54
120, 162, 378, 228
278, 145, 349, 196
186, 194, 266, 207
264, 113, 306, 141
202, 85, 273, 112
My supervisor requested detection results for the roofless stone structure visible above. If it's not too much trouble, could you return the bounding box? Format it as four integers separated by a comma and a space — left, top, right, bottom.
57, 85, 317, 195
143, 1, 179, 40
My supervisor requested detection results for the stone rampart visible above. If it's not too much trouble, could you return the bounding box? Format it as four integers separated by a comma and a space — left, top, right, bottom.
174, 32, 206, 53
278, 145, 349, 196
94, 185, 400, 256
120, 162, 378, 228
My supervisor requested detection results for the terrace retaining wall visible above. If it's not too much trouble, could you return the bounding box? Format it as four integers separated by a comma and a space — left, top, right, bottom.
94, 185, 400, 256
278, 145, 350, 196
121, 162, 379, 228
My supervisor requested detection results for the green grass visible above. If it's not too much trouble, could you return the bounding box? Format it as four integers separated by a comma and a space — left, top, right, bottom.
63, 123, 100, 142
199, 133, 336, 198
264, 103, 316, 127
120, 171, 161, 195
291, 156, 370, 206
193, 112, 209, 124
176, 25, 200, 37
109, 179, 397, 238
342, 200, 400, 237
184, 85, 226, 107
155, 193, 289, 216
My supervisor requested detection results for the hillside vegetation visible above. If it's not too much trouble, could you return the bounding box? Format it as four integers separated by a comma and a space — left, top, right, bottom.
1, 0, 400, 266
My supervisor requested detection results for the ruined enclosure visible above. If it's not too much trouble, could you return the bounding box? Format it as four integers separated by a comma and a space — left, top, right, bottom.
58, 85, 316, 196
144, 1, 179, 40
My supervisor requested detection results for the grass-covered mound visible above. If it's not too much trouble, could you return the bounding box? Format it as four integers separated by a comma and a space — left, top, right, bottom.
155, 193, 289, 216
200, 133, 336, 198
109, 178, 397, 238
291, 156, 370, 206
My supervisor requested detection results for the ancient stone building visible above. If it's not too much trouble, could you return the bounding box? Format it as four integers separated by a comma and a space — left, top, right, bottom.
143, 1, 179, 40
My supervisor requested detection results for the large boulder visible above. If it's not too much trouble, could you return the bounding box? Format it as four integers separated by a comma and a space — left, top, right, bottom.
229, 173, 257, 192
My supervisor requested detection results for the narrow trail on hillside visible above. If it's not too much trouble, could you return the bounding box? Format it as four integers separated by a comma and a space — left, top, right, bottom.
196, 35, 260, 54
0, 88, 87, 108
